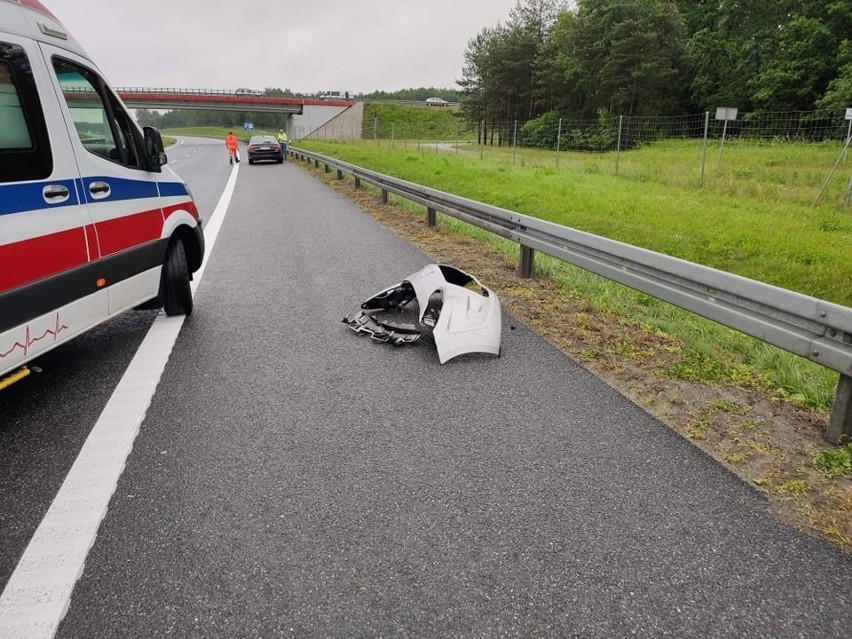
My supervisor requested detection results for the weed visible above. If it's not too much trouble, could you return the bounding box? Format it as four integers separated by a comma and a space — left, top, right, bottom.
813, 443, 852, 478
780, 480, 809, 493
708, 399, 750, 416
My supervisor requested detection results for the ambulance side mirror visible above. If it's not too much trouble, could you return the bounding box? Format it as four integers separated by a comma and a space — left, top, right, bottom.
143, 126, 167, 172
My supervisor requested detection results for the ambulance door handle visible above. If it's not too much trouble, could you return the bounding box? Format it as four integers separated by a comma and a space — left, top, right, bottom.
42, 185, 70, 204
88, 181, 111, 199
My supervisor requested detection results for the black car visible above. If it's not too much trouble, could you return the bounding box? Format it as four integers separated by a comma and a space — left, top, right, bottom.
247, 135, 282, 164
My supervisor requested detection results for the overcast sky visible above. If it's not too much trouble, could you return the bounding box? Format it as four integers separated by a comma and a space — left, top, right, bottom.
44, 0, 520, 94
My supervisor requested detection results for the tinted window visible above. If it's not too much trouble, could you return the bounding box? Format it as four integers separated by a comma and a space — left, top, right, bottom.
53, 57, 141, 169
0, 42, 53, 182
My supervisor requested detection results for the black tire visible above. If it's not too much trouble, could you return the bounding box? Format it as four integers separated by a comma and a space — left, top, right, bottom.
162, 239, 193, 316
248, 159, 254, 164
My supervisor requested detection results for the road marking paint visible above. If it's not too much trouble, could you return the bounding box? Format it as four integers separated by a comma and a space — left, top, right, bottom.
0, 163, 240, 639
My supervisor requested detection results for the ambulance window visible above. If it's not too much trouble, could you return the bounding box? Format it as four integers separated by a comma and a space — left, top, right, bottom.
0, 43, 53, 183
52, 58, 140, 169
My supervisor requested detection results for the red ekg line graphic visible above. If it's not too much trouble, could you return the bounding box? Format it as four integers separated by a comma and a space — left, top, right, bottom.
0, 314, 69, 359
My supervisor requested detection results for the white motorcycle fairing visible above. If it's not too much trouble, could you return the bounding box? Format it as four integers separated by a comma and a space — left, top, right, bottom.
342, 264, 502, 364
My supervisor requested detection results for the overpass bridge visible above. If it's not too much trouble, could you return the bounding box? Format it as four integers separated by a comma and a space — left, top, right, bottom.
115, 87, 356, 113
115, 87, 361, 139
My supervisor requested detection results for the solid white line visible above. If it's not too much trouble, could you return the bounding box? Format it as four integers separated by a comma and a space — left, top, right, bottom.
0, 164, 240, 639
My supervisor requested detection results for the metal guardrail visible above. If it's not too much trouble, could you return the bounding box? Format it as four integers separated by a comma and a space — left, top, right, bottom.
291, 148, 852, 444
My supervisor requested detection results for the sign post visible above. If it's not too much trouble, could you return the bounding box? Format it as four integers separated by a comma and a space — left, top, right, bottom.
715, 107, 737, 169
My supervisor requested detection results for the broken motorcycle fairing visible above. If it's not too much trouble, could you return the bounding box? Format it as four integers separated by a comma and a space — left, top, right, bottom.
342, 264, 502, 364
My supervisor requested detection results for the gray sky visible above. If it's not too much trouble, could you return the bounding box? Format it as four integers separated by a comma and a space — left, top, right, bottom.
45, 0, 520, 94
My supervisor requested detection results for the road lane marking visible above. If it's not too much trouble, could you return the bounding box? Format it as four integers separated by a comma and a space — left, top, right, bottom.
0, 164, 240, 639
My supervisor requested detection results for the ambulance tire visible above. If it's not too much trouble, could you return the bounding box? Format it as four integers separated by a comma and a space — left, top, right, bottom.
163, 239, 193, 316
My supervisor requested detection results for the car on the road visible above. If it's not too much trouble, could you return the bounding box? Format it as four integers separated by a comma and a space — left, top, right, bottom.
247, 135, 282, 164
425, 97, 449, 106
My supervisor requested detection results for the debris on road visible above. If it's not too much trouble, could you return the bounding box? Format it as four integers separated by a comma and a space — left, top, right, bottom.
342, 264, 502, 364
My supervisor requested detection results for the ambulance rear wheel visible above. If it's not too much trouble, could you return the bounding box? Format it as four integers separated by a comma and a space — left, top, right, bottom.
163, 239, 193, 316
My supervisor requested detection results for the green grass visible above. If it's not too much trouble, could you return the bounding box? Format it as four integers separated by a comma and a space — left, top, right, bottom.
361, 103, 467, 141
296, 139, 850, 411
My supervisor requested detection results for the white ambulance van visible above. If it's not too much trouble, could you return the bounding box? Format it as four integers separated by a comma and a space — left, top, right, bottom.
0, 0, 205, 385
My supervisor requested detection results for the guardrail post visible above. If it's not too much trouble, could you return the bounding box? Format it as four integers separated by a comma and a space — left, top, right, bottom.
314, 159, 319, 168
354, 177, 361, 189
337, 169, 343, 180
826, 373, 852, 444
427, 207, 436, 227
519, 245, 535, 279
382, 189, 388, 204
324, 163, 331, 173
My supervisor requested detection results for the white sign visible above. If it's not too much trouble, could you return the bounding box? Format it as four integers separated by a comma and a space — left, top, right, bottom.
715, 107, 738, 121
845, 108, 852, 120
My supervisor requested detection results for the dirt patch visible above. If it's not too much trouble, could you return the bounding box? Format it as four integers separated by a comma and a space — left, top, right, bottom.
304, 163, 852, 554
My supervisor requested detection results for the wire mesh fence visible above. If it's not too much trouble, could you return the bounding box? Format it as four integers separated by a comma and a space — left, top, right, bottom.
307, 109, 852, 207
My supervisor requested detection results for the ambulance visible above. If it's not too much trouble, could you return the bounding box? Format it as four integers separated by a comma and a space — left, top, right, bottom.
0, 0, 205, 386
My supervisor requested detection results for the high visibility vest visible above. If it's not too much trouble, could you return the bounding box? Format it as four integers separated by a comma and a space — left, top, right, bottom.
277, 133, 288, 143
225, 134, 238, 151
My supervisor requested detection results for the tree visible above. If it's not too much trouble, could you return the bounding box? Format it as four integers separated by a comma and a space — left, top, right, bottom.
458, 0, 565, 134
749, 17, 835, 111
540, 0, 690, 118
816, 39, 852, 110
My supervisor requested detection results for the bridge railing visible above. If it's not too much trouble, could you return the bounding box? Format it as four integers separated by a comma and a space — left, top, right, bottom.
291, 146, 852, 444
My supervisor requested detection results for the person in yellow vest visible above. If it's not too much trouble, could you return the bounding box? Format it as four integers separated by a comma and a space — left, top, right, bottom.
277, 129, 289, 161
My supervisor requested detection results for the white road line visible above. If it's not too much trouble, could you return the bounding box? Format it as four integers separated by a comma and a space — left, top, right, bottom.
0, 164, 240, 639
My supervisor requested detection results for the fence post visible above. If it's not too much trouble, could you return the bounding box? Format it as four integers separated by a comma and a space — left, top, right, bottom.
556, 118, 562, 168
391, 123, 395, 149
700, 111, 709, 188
518, 245, 535, 279
374, 117, 378, 147
512, 120, 518, 165
480, 120, 485, 160
815, 134, 852, 205
615, 115, 623, 176
456, 124, 460, 154
845, 120, 851, 162
845, 173, 852, 209
826, 373, 852, 444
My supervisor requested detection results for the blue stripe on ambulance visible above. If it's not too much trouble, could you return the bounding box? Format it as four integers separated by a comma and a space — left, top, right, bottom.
0, 177, 190, 217
0, 179, 80, 216
157, 181, 189, 198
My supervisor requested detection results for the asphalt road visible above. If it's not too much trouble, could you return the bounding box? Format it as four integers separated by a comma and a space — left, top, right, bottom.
1, 137, 850, 638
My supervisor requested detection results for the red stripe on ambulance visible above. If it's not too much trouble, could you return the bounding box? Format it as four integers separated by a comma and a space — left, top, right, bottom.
0, 227, 88, 293
94, 207, 163, 257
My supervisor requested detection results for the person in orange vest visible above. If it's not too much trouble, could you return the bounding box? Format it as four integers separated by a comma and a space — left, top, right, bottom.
225, 131, 240, 165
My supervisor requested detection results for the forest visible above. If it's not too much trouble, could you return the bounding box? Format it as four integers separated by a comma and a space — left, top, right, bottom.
458, 0, 852, 128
